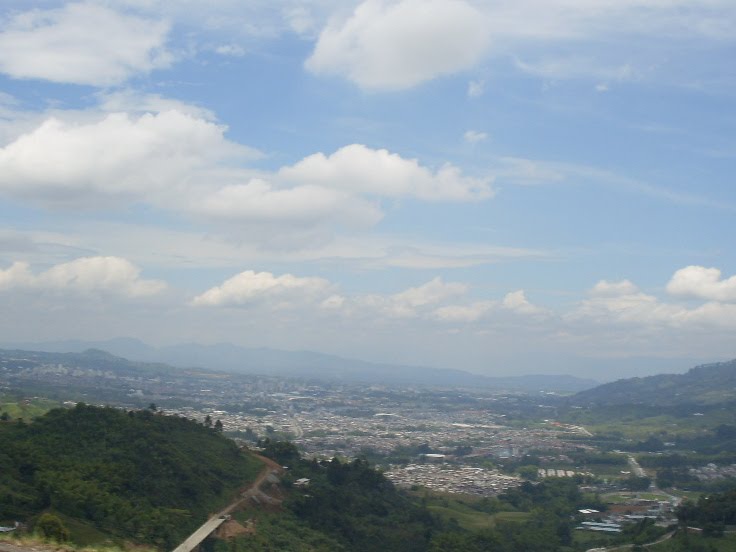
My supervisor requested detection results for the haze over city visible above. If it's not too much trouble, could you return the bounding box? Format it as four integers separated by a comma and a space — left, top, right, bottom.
0, 0, 735, 378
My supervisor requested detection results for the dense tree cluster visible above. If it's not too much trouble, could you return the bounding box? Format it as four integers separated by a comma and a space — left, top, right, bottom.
678, 488, 736, 536
0, 404, 261, 548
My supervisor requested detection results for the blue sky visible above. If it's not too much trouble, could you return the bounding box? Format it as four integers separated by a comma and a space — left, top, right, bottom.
0, 0, 735, 379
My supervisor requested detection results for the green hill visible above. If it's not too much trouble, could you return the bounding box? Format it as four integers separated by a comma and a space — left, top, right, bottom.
0, 404, 262, 549
572, 358, 736, 407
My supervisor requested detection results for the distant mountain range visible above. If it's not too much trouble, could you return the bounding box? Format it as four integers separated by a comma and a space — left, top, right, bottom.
572, 358, 736, 406
0, 338, 598, 392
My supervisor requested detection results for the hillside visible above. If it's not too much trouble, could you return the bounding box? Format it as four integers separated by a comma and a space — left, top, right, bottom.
0, 404, 262, 549
572, 358, 736, 407
1, 341, 598, 392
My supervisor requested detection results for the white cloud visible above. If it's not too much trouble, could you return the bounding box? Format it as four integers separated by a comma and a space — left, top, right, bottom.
0, 256, 166, 297
305, 0, 491, 90
327, 276, 469, 319
0, 110, 251, 207
303, 1, 736, 89
280, 144, 492, 201
667, 265, 736, 302
0, 106, 491, 244
464, 130, 487, 144
392, 277, 467, 309
0, 2, 171, 86
501, 290, 546, 315
97, 90, 217, 120
590, 279, 639, 297
431, 289, 546, 323
199, 179, 382, 227
572, 275, 736, 331
192, 270, 332, 307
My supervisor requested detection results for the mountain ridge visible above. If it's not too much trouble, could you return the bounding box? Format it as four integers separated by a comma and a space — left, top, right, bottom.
0, 338, 598, 392
571, 358, 736, 406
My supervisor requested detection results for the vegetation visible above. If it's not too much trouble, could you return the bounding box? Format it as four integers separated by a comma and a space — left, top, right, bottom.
572, 360, 736, 407
677, 488, 736, 534
0, 403, 262, 549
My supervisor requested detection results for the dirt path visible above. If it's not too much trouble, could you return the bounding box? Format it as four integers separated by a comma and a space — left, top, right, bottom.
171, 451, 284, 552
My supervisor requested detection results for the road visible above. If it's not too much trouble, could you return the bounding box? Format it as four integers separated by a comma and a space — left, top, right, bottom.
170, 516, 227, 552
171, 453, 283, 552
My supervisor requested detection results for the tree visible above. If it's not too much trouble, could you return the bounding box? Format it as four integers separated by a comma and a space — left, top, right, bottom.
0, 412, 9, 421
204, 414, 212, 428
214, 419, 224, 433
35, 513, 70, 542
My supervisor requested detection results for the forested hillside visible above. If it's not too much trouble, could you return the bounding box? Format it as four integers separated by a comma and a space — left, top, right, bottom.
572, 359, 736, 407
0, 404, 262, 549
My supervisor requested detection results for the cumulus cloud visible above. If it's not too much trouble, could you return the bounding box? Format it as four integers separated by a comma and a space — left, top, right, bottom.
302, 0, 736, 89
501, 290, 546, 315
392, 277, 467, 309
340, 277, 467, 319
590, 279, 639, 297
0, 110, 251, 207
0, 256, 166, 297
0, 2, 171, 86
192, 270, 333, 307
0, 106, 490, 239
305, 0, 491, 90
279, 144, 492, 201
667, 265, 736, 302
571, 273, 736, 330
199, 180, 382, 227
431, 289, 546, 323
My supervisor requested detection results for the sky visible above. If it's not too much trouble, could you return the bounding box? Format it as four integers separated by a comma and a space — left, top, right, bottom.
0, 0, 735, 379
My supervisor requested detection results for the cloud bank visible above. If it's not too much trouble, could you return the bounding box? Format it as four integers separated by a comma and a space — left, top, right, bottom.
0, 256, 166, 297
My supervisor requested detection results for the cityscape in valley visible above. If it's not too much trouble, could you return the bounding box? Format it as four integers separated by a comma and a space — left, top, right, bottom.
2, 346, 736, 550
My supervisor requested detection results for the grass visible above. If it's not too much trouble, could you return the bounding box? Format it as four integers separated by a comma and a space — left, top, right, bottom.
413, 492, 529, 531
0, 395, 58, 421
426, 503, 530, 531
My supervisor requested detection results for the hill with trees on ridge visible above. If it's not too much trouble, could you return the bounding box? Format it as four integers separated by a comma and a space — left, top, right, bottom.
0, 403, 262, 549
571, 358, 736, 407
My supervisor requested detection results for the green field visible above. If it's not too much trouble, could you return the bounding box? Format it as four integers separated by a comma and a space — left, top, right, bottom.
0, 395, 58, 420
410, 492, 529, 531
